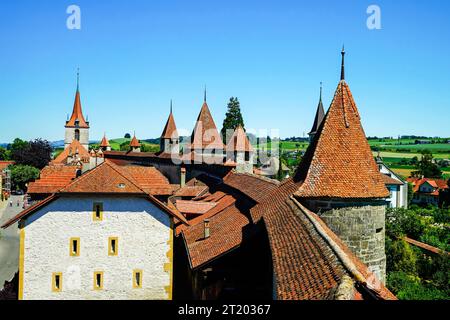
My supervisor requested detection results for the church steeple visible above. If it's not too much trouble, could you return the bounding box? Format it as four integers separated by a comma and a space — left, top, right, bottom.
64, 70, 90, 150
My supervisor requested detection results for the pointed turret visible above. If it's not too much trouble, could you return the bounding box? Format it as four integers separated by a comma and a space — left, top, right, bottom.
308, 82, 325, 141
293, 49, 389, 283
226, 125, 254, 173
129, 133, 141, 153
99, 134, 111, 152
190, 93, 224, 152
160, 100, 179, 155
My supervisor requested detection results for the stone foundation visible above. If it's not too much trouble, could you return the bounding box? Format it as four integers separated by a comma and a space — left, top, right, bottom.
305, 199, 387, 284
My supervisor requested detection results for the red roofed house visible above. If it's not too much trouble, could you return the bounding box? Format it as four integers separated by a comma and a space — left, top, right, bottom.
1, 161, 188, 300
99, 134, 111, 152
407, 177, 449, 206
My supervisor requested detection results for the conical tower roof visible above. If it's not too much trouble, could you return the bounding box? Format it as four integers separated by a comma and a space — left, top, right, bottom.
294, 51, 389, 199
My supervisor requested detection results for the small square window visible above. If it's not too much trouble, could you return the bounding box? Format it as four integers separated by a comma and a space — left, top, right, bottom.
108, 237, 118, 256
133, 270, 143, 289
93, 271, 104, 290
70, 237, 80, 256
52, 272, 62, 292
93, 203, 103, 221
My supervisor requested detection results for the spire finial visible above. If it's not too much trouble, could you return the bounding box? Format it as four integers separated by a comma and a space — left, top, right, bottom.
320, 82, 323, 101
340, 45, 345, 81
170, 99, 173, 113
76, 67, 80, 91
204, 85, 207, 102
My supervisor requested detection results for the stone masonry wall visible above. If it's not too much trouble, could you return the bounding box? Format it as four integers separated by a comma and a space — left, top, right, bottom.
307, 200, 387, 284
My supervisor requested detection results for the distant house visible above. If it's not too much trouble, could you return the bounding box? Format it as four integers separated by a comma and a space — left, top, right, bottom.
406, 177, 449, 206
376, 157, 408, 208
0, 161, 14, 197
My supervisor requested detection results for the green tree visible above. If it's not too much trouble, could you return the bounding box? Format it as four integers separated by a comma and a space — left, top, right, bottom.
412, 150, 442, 178
386, 238, 417, 275
0, 146, 10, 160
124, 133, 131, 139
221, 97, 244, 143
10, 165, 40, 191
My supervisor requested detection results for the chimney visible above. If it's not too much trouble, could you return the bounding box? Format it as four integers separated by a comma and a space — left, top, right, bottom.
204, 219, 210, 239
180, 167, 186, 187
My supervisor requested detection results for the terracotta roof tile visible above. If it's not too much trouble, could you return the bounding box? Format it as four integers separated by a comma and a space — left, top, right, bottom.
381, 174, 404, 186
65, 90, 89, 128
223, 171, 279, 203
52, 140, 90, 164
129, 135, 141, 148
294, 81, 389, 199
0, 161, 14, 171
161, 111, 178, 140
28, 165, 78, 194
176, 200, 217, 215
99, 135, 110, 147
190, 102, 224, 150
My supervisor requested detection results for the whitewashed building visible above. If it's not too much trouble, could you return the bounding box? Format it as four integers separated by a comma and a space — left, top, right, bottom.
376, 156, 408, 208
1, 161, 188, 300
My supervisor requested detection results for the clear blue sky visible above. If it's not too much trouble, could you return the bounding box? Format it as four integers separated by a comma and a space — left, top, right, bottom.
0, 0, 449, 142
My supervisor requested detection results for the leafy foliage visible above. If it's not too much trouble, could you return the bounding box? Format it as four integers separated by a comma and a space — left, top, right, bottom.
10, 138, 52, 169
10, 165, 40, 191
411, 150, 443, 178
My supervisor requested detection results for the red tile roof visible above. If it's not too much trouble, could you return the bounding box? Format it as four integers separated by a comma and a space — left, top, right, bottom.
52, 139, 90, 164
225, 125, 253, 152
175, 200, 217, 215
294, 80, 389, 199
0, 161, 14, 171
381, 174, 404, 186
161, 111, 178, 140
251, 177, 395, 300
99, 135, 110, 147
129, 135, 141, 148
65, 90, 89, 128
182, 203, 249, 269
223, 171, 279, 203
174, 185, 209, 198
406, 177, 449, 193
28, 165, 78, 195
190, 101, 224, 150
3, 161, 188, 228
115, 165, 173, 195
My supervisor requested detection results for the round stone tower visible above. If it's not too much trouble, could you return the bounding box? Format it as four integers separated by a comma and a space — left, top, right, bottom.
293, 49, 389, 283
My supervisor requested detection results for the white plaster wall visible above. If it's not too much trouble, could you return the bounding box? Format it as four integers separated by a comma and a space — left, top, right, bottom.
22, 196, 171, 300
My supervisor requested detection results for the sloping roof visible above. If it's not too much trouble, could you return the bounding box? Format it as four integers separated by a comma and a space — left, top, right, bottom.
225, 125, 253, 152
52, 139, 90, 164
174, 185, 209, 198
251, 177, 396, 300
0, 161, 14, 171
27, 165, 78, 194
3, 162, 188, 228
129, 135, 141, 148
294, 80, 389, 199
182, 203, 250, 269
161, 111, 178, 140
381, 174, 404, 186
65, 89, 89, 128
99, 135, 110, 147
190, 101, 224, 150
115, 165, 174, 195
176, 200, 217, 215
223, 171, 279, 203
406, 177, 449, 193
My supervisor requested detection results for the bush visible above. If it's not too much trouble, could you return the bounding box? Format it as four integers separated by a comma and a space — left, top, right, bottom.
387, 271, 449, 300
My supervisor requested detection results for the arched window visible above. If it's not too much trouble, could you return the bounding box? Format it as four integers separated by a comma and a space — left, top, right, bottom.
75, 129, 80, 141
